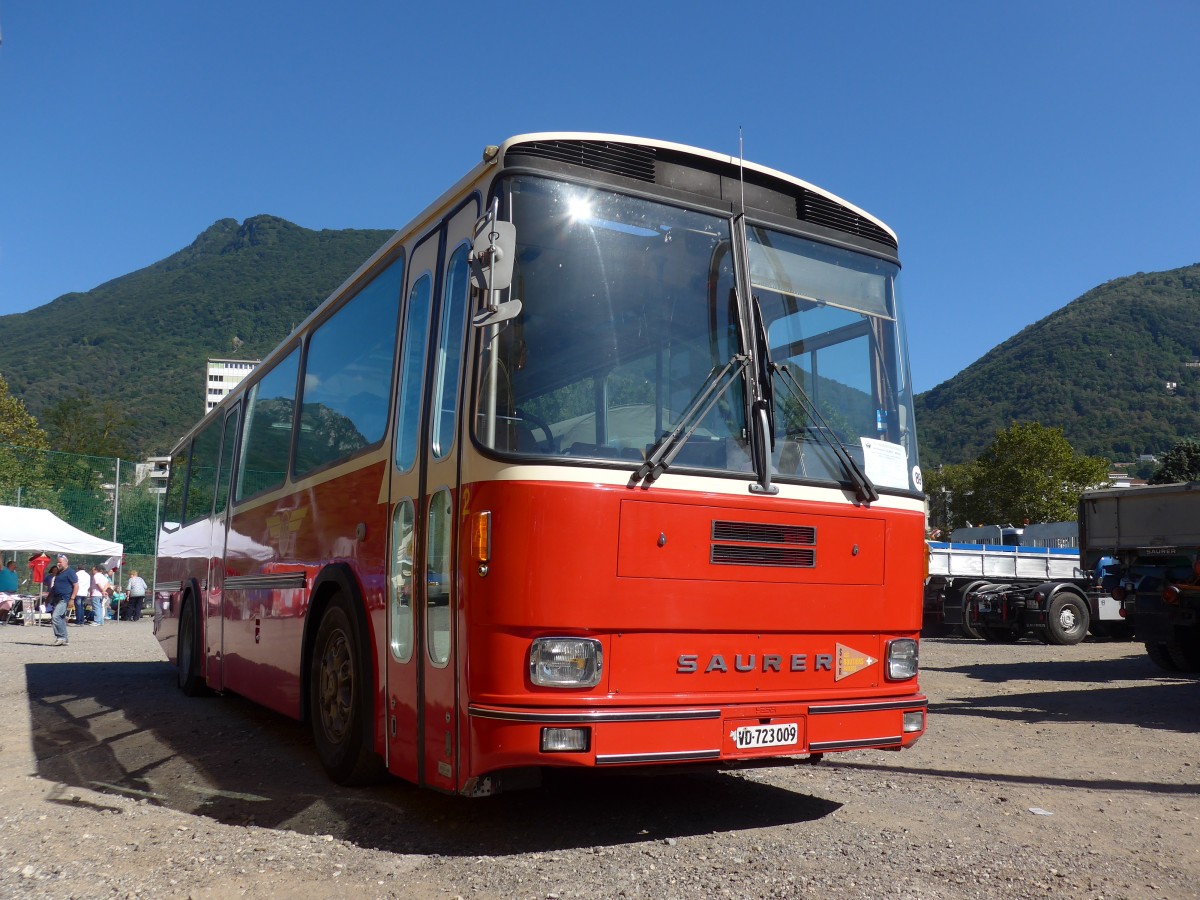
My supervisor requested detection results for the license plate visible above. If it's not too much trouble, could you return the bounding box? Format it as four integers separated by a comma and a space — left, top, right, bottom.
731, 722, 799, 750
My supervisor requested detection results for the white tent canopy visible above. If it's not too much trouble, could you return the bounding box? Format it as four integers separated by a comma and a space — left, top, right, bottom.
0, 506, 123, 558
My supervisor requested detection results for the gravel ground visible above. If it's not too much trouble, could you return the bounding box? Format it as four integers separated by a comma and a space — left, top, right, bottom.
0, 618, 1198, 899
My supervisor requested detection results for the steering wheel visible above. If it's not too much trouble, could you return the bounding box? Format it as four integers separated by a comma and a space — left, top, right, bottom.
514, 407, 555, 451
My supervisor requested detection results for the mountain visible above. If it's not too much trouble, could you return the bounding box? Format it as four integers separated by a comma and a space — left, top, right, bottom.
0, 216, 393, 454
915, 263, 1200, 467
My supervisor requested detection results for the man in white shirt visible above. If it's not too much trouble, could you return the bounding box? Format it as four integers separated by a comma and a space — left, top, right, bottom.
91, 565, 109, 626
73, 566, 91, 625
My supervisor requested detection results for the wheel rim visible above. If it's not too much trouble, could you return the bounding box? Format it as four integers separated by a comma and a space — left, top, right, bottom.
1057, 605, 1080, 633
318, 629, 354, 744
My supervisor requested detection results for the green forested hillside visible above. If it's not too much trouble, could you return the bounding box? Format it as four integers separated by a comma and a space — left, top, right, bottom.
0, 216, 393, 454
2, 215, 1195, 468
916, 263, 1200, 466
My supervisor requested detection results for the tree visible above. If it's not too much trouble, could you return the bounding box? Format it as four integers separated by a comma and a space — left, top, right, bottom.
928, 423, 1109, 531
0, 374, 51, 504
42, 388, 134, 459
1149, 440, 1200, 484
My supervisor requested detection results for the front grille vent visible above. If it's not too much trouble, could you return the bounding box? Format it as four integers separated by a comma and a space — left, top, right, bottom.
507, 140, 657, 183
711, 545, 816, 567
710, 519, 817, 568
712, 521, 816, 545
799, 191, 897, 249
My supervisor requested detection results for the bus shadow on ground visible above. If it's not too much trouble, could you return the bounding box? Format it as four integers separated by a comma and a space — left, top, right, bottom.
25, 661, 839, 856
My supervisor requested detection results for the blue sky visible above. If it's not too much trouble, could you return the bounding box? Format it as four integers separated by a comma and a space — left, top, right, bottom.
1, 2, 1197, 393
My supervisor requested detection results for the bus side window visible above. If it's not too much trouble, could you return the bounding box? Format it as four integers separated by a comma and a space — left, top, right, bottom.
214, 406, 241, 516
184, 418, 223, 524
236, 347, 301, 502
295, 256, 404, 476
162, 444, 190, 529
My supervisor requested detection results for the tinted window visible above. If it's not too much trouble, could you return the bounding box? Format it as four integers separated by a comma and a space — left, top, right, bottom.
395, 274, 432, 473
236, 347, 300, 501
185, 419, 223, 523
432, 244, 470, 459
163, 445, 189, 526
295, 258, 404, 475
214, 406, 241, 516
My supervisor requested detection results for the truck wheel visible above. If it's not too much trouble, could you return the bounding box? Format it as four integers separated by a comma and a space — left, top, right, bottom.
309, 595, 384, 785
981, 625, 1023, 643
1045, 593, 1090, 646
956, 581, 988, 640
1163, 628, 1200, 674
1145, 641, 1180, 672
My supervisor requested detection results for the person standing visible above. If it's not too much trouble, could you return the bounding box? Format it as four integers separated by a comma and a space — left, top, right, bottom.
49, 555, 78, 646
91, 565, 109, 626
73, 564, 91, 625
125, 570, 148, 622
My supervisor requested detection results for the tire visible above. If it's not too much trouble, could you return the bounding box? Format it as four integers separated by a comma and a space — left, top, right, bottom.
309, 596, 384, 785
1045, 592, 1090, 646
955, 581, 988, 640
1145, 641, 1180, 672
177, 595, 207, 696
981, 625, 1023, 643
1164, 628, 1200, 674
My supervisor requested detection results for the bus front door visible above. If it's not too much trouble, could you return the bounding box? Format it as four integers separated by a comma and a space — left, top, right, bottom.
386, 197, 478, 792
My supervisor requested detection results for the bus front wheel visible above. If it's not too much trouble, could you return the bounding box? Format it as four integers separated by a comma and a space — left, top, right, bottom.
309, 596, 383, 785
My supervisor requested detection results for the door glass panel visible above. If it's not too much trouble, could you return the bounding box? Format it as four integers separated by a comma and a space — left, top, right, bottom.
395, 275, 433, 473
389, 499, 415, 662
425, 488, 452, 667
431, 244, 470, 459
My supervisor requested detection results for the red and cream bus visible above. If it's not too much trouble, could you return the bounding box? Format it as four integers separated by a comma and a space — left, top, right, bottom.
154, 133, 927, 795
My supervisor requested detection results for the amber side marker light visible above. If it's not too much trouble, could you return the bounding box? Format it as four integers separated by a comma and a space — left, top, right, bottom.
472, 511, 492, 567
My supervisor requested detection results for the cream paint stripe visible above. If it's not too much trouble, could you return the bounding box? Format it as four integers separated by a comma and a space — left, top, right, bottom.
459, 456, 926, 513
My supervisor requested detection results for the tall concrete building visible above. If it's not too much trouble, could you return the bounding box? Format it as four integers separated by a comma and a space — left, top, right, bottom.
205, 359, 259, 413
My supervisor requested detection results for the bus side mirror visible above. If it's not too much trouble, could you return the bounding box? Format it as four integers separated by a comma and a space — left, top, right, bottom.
470, 214, 522, 327
469, 217, 516, 293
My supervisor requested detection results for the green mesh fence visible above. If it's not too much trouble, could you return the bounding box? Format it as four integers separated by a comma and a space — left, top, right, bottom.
0, 444, 163, 585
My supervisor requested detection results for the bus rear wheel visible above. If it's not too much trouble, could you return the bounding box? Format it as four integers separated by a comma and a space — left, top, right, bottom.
177, 595, 207, 697
309, 596, 383, 785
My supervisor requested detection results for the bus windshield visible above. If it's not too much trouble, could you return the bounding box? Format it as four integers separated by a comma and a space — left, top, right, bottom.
474, 175, 919, 493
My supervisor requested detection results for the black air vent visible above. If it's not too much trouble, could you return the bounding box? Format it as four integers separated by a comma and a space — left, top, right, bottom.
710, 520, 817, 568
712, 521, 816, 545
799, 192, 896, 248
506, 140, 658, 183
711, 545, 816, 567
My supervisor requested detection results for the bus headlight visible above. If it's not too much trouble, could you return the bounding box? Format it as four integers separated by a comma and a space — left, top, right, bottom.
886, 638, 919, 681
529, 637, 603, 688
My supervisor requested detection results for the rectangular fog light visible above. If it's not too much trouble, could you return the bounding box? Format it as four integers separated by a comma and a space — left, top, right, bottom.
903, 710, 924, 733
541, 727, 591, 752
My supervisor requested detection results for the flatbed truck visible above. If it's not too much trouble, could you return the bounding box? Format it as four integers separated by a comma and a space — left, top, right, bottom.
926, 532, 1131, 643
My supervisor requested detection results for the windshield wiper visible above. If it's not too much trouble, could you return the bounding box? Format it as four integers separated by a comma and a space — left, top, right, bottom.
631, 354, 750, 487
770, 362, 879, 503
